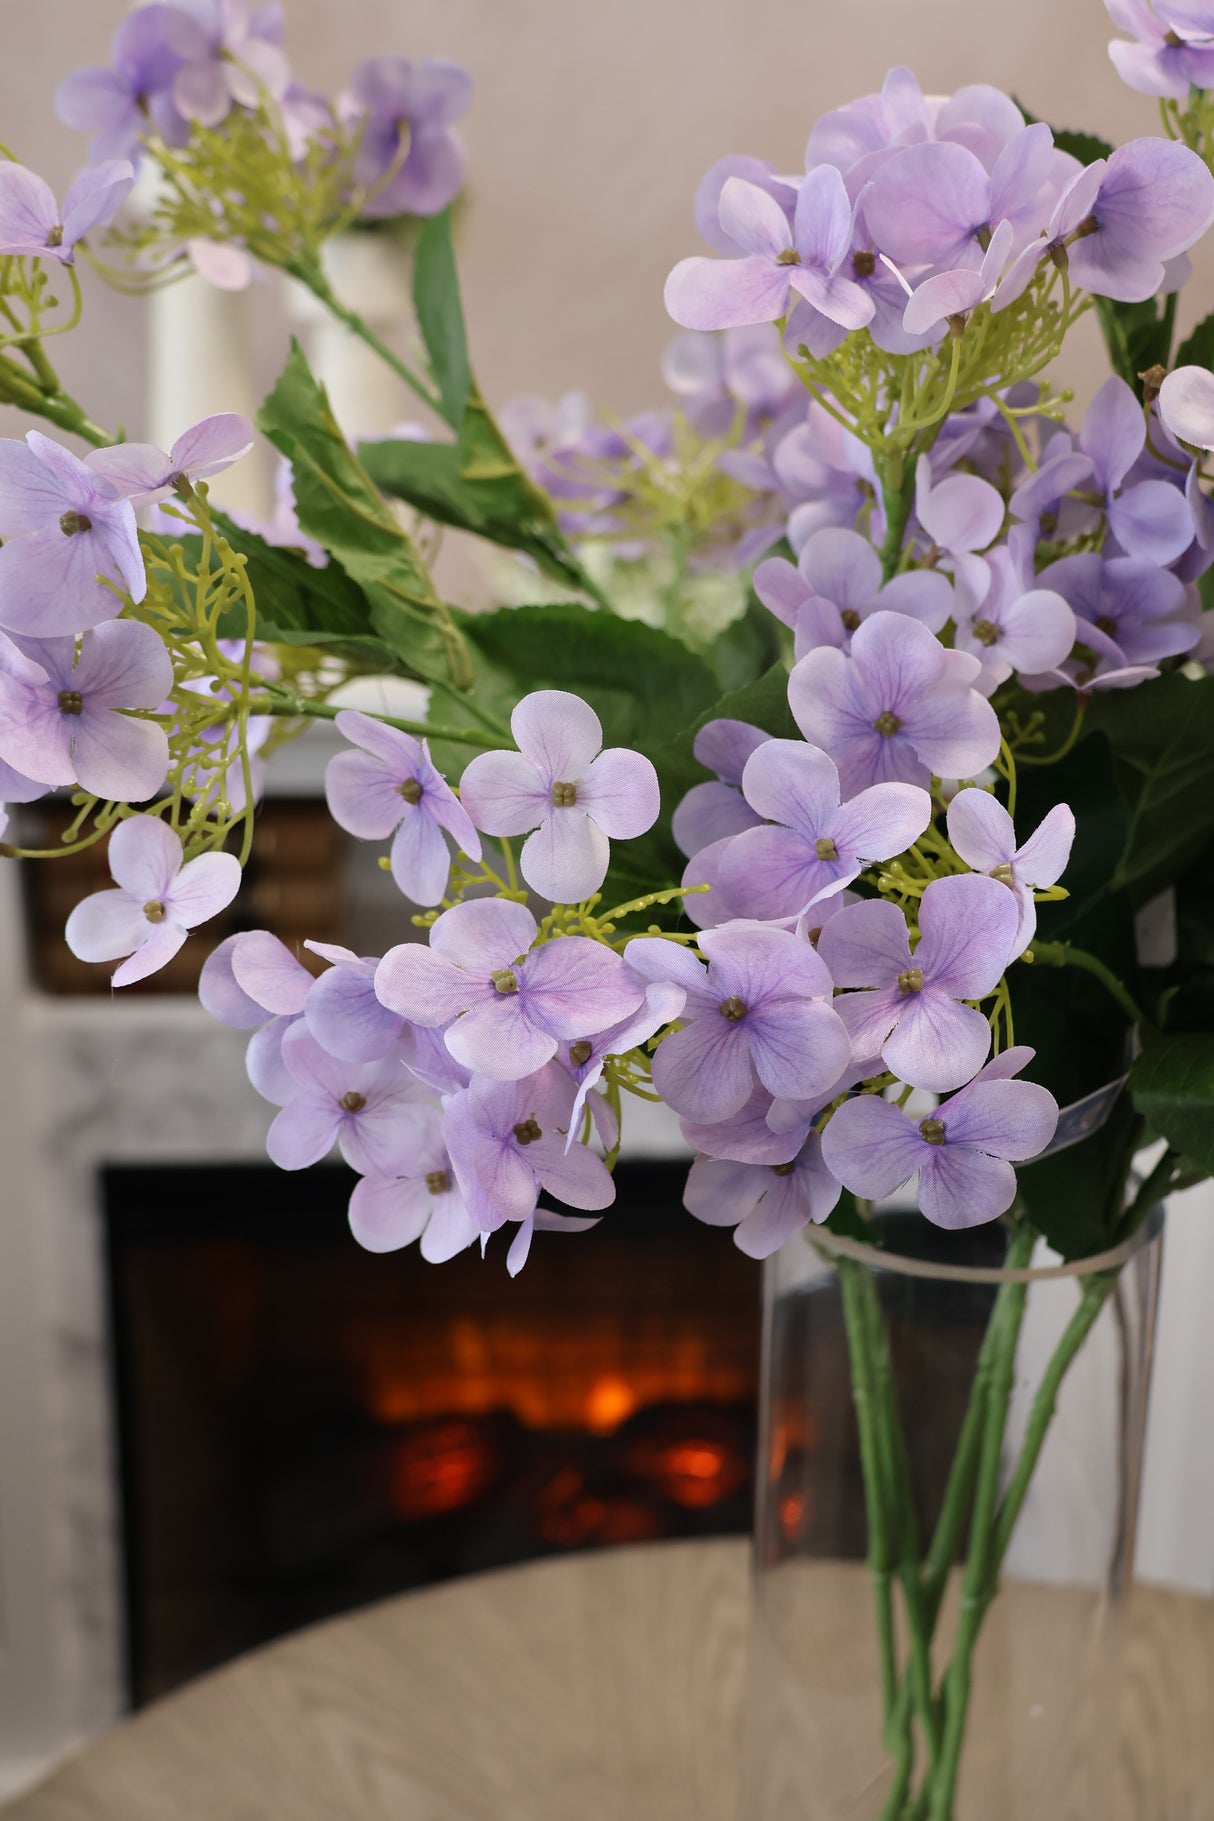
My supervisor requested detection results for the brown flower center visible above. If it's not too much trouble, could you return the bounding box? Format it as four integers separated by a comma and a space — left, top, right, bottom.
512, 1117, 542, 1146
771, 1160, 797, 1176
569, 1039, 594, 1067
775, 247, 802, 266
840, 608, 862, 631
340, 1091, 367, 1113
718, 995, 748, 1022
852, 249, 876, 279
919, 1117, 946, 1146
973, 619, 999, 646
398, 777, 423, 804
897, 967, 924, 995
1095, 615, 1118, 638
59, 509, 91, 537
57, 689, 84, 716
873, 711, 902, 738
990, 862, 1015, 887
491, 968, 520, 995
46, 224, 64, 248
142, 900, 166, 924
814, 836, 838, 861
425, 1169, 451, 1195
550, 780, 578, 807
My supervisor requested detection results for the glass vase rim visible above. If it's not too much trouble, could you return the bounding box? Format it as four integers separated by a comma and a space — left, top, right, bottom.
804, 1203, 1165, 1288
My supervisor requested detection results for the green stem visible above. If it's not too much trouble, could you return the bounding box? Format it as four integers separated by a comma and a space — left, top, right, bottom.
859, 1271, 941, 1788
1120, 1148, 1179, 1238
878, 454, 916, 582
291, 263, 445, 420
988, 1274, 1116, 1570
838, 1262, 899, 1730
247, 690, 497, 747
928, 1250, 1032, 1820
0, 350, 112, 446
1027, 939, 1150, 1034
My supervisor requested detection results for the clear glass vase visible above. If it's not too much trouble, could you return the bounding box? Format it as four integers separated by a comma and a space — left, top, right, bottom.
746, 1209, 1167, 1821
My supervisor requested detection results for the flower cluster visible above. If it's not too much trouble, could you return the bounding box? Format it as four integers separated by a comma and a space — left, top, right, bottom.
50, 3, 472, 293
6, 22, 1214, 1297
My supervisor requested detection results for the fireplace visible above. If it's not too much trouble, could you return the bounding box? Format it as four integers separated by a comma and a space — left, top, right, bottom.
104, 1158, 761, 1705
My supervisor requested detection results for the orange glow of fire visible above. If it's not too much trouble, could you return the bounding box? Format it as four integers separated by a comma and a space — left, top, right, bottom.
585, 1374, 638, 1434
387, 1419, 500, 1521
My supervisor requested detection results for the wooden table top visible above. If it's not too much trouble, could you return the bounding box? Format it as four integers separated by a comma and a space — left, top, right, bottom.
7, 1539, 1214, 1820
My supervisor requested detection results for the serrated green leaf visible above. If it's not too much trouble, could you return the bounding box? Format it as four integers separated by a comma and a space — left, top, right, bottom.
1130, 1032, 1214, 1174
412, 209, 470, 431
258, 341, 473, 691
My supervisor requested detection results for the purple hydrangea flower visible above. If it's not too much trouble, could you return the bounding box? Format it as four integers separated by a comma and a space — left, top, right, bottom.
86, 414, 254, 506
54, 7, 196, 162
65, 814, 240, 987
1072, 376, 1195, 564
951, 542, 1077, 690
679, 1081, 813, 1166
947, 789, 1075, 957
807, 66, 1028, 180
458, 690, 659, 905
1037, 551, 1198, 667
0, 159, 133, 264
716, 739, 932, 921
1008, 430, 1099, 546
679, 837, 749, 931
754, 527, 951, 660
862, 127, 1062, 271
821, 1046, 1058, 1228
789, 610, 1001, 797
375, 897, 644, 1082
624, 922, 851, 1123
347, 1102, 480, 1262
817, 874, 1020, 1092
324, 709, 480, 907
684, 1126, 841, 1258
670, 718, 767, 858
1107, 0, 1214, 99
693, 154, 795, 253
660, 324, 799, 438
0, 432, 146, 635
340, 56, 471, 219
302, 941, 406, 1062
198, 926, 315, 1101
665, 168, 875, 334
1158, 364, 1214, 450
266, 1025, 430, 1174
443, 1063, 615, 1235
171, 0, 290, 128
0, 621, 171, 803
994, 140, 1214, 307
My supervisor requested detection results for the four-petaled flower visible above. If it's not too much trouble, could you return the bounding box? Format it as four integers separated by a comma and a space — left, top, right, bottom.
0, 432, 147, 636
86, 414, 255, 507
443, 1063, 615, 1238
789, 610, 1002, 796
348, 1104, 480, 1263
665, 168, 875, 334
821, 1046, 1059, 1228
341, 56, 473, 218
458, 689, 660, 905
717, 739, 932, 921
375, 897, 645, 1081
0, 158, 133, 263
325, 709, 481, 906
817, 873, 1020, 1092
66, 814, 240, 987
624, 922, 852, 1123
0, 621, 172, 803
946, 789, 1075, 958
266, 1025, 431, 1174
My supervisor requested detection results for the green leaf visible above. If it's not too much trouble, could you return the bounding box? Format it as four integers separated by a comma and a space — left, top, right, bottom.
1013, 729, 1128, 933
1086, 673, 1214, 906
1130, 1032, 1214, 1174
257, 341, 474, 692
1093, 295, 1171, 391
412, 208, 470, 431
1174, 309, 1214, 373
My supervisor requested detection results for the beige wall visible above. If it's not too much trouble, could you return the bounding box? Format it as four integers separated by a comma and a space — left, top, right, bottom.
1, 0, 1200, 454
